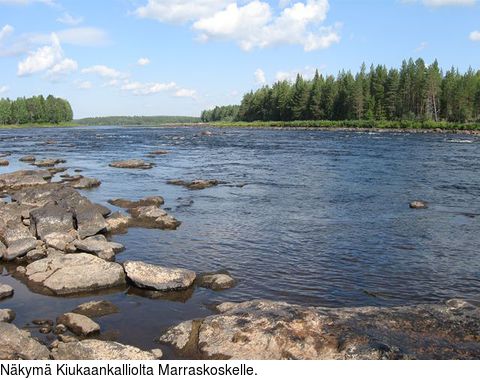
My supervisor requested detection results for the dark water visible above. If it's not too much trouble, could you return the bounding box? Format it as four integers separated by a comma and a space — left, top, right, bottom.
1, 126, 480, 352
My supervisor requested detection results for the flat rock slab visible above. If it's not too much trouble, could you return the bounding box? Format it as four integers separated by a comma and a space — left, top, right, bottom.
0, 309, 15, 323
0, 322, 50, 359
0, 170, 50, 192
160, 299, 480, 360
72, 300, 119, 318
124, 261, 196, 291
108, 196, 165, 209
24, 253, 126, 295
0, 284, 14, 299
57, 312, 100, 336
52, 339, 160, 360
109, 160, 153, 170
74, 235, 124, 261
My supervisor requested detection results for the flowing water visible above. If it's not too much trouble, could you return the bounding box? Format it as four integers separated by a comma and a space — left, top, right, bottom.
1, 126, 479, 353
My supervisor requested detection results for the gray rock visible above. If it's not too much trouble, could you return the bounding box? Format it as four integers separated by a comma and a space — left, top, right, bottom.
71, 177, 101, 189
198, 273, 236, 290
19, 155, 36, 163
0, 309, 15, 323
160, 299, 480, 360
410, 200, 428, 209
26, 248, 47, 262
105, 212, 131, 233
129, 205, 181, 230
24, 253, 126, 295
124, 261, 196, 291
29, 204, 75, 240
74, 235, 124, 261
0, 170, 49, 191
0, 322, 50, 359
4, 237, 38, 261
74, 205, 107, 240
0, 284, 14, 299
109, 159, 153, 170
108, 196, 165, 209
52, 339, 158, 360
44, 232, 77, 251
72, 300, 119, 318
57, 312, 100, 336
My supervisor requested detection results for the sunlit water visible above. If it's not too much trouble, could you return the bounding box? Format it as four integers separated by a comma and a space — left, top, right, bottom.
1, 126, 479, 352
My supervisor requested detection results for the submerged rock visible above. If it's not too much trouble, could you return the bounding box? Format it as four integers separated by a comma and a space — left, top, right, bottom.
19, 155, 36, 163
167, 179, 220, 190
108, 196, 165, 209
410, 200, 428, 209
0, 309, 15, 323
24, 253, 126, 295
109, 159, 153, 170
160, 299, 480, 360
52, 339, 159, 360
0, 284, 14, 300
57, 312, 100, 336
150, 150, 169, 155
198, 273, 236, 290
0, 322, 50, 360
123, 261, 196, 291
72, 300, 119, 318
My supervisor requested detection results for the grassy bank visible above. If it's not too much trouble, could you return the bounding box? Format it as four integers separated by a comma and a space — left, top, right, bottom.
0, 122, 81, 129
210, 119, 480, 131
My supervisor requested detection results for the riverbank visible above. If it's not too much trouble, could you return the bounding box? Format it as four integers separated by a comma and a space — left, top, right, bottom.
0, 122, 80, 129
210, 120, 480, 133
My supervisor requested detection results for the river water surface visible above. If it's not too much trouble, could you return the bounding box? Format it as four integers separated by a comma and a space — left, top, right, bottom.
1, 126, 479, 352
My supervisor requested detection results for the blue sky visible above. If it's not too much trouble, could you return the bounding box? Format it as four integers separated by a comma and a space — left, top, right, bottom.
0, 0, 479, 118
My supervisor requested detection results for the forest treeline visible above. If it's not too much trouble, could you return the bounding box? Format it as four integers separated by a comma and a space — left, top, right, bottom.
201, 59, 480, 124
0, 95, 73, 125
75, 115, 200, 126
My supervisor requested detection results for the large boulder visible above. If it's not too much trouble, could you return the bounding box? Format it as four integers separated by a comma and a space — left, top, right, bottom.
29, 204, 75, 240
51, 339, 160, 360
160, 299, 480, 360
57, 313, 100, 336
0, 322, 50, 360
109, 160, 153, 170
5, 237, 38, 261
123, 261, 196, 291
24, 253, 126, 295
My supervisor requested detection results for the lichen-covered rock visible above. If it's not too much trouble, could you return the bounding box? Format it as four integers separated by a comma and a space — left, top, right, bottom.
24, 253, 126, 295
29, 204, 75, 240
0, 309, 15, 323
57, 312, 100, 336
51, 339, 159, 360
0, 322, 50, 360
43, 232, 77, 252
124, 261, 196, 291
72, 300, 119, 318
109, 160, 153, 169
160, 299, 480, 360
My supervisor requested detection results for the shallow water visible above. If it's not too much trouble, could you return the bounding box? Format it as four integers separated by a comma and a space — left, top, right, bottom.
1, 126, 480, 352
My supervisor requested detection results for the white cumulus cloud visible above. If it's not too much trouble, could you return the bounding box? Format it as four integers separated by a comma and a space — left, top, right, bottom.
254, 68, 266, 85
470, 30, 480, 41
174, 88, 197, 98
0, 24, 14, 43
135, 0, 340, 51
75, 80, 93, 89
276, 65, 320, 82
17, 33, 78, 77
82, 65, 126, 79
137, 57, 151, 66
134, 0, 230, 23
57, 12, 84, 26
0, 0, 55, 5
0, 85, 9, 94
120, 80, 177, 95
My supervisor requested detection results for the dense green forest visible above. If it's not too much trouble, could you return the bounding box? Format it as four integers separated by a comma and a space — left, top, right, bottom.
201, 59, 480, 124
75, 115, 200, 126
0, 95, 73, 125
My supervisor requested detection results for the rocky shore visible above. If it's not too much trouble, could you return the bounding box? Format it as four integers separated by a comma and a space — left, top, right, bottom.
1, 160, 479, 360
